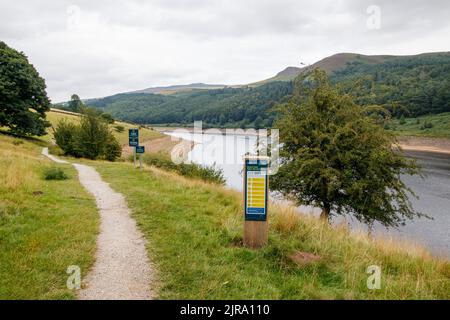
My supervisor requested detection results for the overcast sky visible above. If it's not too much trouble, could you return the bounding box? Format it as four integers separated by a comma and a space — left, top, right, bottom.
1, 0, 450, 102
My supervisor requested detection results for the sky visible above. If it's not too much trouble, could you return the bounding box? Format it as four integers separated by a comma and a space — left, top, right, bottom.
1, 0, 450, 102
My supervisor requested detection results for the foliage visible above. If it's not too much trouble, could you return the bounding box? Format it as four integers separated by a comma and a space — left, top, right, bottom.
53, 108, 122, 161
53, 120, 81, 156
142, 153, 225, 185
114, 125, 125, 133
270, 69, 422, 227
389, 112, 450, 138
333, 53, 450, 117
67, 94, 84, 113
104, 135, 122, 161
87, 81, 292, 127
43, 167, 69, 180
0, 41, 51, 136
86, 53, 450, 126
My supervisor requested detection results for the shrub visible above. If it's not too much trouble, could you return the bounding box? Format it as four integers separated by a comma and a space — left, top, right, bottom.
53, 121, 81, 157
43, 167, 69, 180
48, 145, 65, 156
114, 125, 125, 133
12, 139, 24, 146
420, 121, 433, 130
143, 153, 225, 185
53, 109, 121, 161
104, 135, 122, 161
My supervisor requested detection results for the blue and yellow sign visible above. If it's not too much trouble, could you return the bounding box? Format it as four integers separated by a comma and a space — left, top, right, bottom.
244, 158, 269, 221
129, 129, 139, 147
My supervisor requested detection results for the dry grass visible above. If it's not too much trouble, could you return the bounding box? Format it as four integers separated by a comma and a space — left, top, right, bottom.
84, 158, 449, 299
0, 134, 99, 299
44, 109, 164, 146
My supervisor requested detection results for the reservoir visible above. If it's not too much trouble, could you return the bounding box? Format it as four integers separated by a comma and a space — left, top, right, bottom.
166, 130, 450, 258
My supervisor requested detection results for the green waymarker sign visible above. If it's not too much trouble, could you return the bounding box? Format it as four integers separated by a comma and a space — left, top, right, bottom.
129, 129, 139, 147
136, 146, 145, 154
244, 158, 269, 221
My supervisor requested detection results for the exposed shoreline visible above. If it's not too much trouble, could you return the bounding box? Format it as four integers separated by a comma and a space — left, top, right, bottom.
398, 136, 450, 155
155, 127, 450, 156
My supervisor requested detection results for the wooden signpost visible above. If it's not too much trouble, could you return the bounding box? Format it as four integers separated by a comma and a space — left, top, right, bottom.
243, 156, 269, 248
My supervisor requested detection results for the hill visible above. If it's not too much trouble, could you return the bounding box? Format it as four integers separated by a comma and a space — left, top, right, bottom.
45, 108, 164, 146
83, 51, 450, 127
128, 83, 227, 95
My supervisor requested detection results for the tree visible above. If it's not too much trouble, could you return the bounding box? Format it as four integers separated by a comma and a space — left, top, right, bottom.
53, 120, 82, 157
0, 41, 50, 136
68, 94, 84, 113
53, 108, 122, 161
271, 69, 422, 227
76, 108, 112, 159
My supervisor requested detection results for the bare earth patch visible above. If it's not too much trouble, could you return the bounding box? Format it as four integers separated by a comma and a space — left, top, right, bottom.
398, 136, 450, 155
289, 252, 322, 267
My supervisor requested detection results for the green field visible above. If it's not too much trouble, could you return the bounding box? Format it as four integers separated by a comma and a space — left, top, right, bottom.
45, 109, 164, 145
79, 158, 449, 299
390, 113, 450, 138
0, 134, 99, 299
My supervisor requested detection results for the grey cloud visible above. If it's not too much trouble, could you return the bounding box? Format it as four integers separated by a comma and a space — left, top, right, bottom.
0, 0, 449, 102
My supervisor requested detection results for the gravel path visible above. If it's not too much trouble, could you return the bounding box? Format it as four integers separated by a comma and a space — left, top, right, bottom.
42, 148, 154, 300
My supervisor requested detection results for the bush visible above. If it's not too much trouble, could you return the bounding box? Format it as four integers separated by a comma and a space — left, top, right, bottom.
48, 145, 65, 156
53, 109, 122, 161
12, 139, 24, 146
104, 136, 122, 161
114, 125, 125, 133
43, 167, 69, 180
53, 121, 81, 157
420, 121, 433, 130
143, 153, 225, 185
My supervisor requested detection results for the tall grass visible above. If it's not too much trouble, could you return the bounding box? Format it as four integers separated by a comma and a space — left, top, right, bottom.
87, 159, 449, 300
0, 134, 99, 299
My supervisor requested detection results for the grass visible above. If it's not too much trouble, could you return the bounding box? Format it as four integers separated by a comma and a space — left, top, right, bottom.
81, 159, 449, 300
141, 152, 225, 184
390, 113, 450, 138
0, 134, 99, 299
43, 167, 69, 180
45, 109, 164, 145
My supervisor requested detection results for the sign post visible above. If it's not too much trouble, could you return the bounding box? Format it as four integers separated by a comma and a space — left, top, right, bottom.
129, 129, 139, 167
243, 156, 269, 248
136, 146, 145, 170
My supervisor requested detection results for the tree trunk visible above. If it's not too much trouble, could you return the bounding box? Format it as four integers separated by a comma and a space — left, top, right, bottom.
320, 203, 331, 222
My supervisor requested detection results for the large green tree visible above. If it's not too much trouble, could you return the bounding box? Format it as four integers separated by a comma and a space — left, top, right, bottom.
271, 69, 422, 227
0, 41, 50, 136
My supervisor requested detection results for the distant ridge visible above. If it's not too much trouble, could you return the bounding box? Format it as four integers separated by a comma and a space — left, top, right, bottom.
252, 51, 450, 85
128, 83, 227, 95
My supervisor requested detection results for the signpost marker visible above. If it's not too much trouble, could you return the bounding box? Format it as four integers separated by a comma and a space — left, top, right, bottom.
243, 156, 269, 248
136, 146, 145, 170
129, 129, 139, 168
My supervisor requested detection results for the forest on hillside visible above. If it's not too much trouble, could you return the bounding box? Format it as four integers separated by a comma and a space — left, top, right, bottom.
82, 53, 450, 127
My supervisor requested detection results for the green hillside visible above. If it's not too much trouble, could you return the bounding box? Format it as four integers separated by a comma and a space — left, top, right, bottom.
84, 52, 450, 128
390, 112, 450, 138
